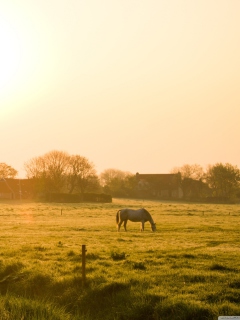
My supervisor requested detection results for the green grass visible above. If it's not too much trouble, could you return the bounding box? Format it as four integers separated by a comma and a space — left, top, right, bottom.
0, 198, 240, 319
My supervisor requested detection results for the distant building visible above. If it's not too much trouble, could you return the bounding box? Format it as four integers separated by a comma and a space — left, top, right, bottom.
136, 172, 183, 199
0, 179, 36, 199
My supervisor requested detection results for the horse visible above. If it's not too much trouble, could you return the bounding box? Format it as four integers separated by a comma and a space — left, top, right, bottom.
116, 208, 156, 232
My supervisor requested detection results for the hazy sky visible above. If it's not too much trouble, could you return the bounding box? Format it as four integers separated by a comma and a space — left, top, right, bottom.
1, 0, 240, 178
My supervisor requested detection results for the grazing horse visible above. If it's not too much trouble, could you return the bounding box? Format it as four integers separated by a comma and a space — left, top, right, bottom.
116, 208, 156, 232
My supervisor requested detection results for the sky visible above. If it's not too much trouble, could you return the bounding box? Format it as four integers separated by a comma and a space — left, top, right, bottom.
0, 0, 240, 178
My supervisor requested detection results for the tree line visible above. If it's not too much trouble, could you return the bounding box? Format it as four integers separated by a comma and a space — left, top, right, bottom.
171, 163, 240, 201
1, 150, 240, 201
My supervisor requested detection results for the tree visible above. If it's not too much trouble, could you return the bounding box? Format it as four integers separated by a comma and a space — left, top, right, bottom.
0, 163, 18, 178
100, 169, 134, 197
171, 164, 205, 180
66, 155, 100, 195
24, 150, 70, 193
123, 174, 137, 197
44, 150, 70, 192
24, 156, 46, 179
206, 163, 240, 200
24, 151, 99, 196
171, 164, 207, 199
100, 169, 127, 186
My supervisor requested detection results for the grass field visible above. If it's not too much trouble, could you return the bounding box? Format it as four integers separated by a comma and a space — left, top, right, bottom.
0, 198, 240, 319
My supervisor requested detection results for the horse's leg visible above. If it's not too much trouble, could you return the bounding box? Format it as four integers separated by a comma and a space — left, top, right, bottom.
118, 220, 123, 232
123, 220, 127, 231
141, 221, 144, 232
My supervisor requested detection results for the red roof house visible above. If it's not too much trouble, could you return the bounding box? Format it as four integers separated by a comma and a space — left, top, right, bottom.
0, 179, 36, 199
136, 173, 183, 199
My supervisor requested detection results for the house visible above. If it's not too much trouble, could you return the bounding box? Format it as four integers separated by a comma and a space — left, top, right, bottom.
135, 172, 183, 199
0, 179, 36, 199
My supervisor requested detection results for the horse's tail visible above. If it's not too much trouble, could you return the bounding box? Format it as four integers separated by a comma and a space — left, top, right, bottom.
116, 210, 121, 224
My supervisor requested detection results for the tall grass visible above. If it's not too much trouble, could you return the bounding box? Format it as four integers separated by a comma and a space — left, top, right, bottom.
0, 199, 239, 319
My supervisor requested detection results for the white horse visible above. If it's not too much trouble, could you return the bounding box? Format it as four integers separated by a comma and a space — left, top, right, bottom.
116, 208, 156, 232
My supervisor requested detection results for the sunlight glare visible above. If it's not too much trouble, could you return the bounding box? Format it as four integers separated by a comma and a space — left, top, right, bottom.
0, 17, 22, 92
0, 8, 47, 118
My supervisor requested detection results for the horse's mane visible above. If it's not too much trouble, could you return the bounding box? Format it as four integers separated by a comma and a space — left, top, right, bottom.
142, 208, 151, 218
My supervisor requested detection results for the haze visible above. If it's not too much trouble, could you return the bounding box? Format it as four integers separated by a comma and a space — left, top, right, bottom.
1, 0, 239, 178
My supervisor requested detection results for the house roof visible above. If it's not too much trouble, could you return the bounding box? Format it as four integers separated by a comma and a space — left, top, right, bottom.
136, 173, 181, 189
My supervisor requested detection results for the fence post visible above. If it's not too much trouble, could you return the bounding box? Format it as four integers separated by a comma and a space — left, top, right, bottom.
82, 245, 87, 286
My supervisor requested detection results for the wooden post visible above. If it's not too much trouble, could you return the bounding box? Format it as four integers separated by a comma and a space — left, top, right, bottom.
82, 245, 87, 286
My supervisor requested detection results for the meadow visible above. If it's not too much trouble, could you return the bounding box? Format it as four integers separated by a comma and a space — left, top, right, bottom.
0, 198, 240, 320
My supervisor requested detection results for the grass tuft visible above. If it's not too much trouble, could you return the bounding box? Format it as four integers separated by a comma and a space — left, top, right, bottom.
229, 279, 240, 289
132, 261, 146, 270
110, 251, 126, 261
209, 263, 233, 271
182, 253, 195, 259
155, 298, 216, 319
0, 295, 70, 320
34, 245, 47, 251
0, 261, 24, 279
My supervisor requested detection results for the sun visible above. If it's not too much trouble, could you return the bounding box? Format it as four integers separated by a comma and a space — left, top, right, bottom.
0, 5, 55, 111
0, 16, 23, 92
0, 7, 44, 115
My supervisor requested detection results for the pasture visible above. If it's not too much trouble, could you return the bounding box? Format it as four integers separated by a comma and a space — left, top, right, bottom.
0, 198, 240, 319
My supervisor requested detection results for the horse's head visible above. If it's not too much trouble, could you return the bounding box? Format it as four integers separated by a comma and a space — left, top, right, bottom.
151, 223, 156, 232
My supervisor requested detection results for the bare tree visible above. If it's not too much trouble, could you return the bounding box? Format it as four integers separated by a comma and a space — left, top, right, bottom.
0, 163, 18, 178
100, 169, 129, 186
24, 150, 99, 196
24, 156, 46, 179
44, 150, 70, 192
171, 164, 207, 199
66, 155, 98, 195
24, 150, 70, 193
171, 164, 205, 180
100, 168, 134, 197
